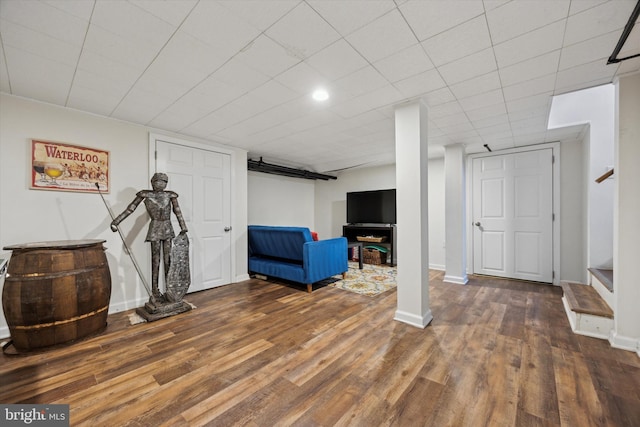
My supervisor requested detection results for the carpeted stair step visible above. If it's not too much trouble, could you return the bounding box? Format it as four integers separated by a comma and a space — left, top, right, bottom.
561, 281, 613, 318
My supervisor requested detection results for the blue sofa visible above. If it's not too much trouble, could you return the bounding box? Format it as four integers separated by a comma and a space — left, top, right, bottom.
248, 225, 348, 292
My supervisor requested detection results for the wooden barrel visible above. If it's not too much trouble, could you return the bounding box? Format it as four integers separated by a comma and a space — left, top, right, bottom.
2, 239, 111, 352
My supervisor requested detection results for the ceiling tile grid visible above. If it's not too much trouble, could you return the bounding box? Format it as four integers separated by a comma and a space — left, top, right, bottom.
0, 0, 638, 173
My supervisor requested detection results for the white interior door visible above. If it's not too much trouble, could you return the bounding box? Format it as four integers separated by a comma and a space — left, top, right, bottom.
155, 140, 231, 292
472, 148, 553, 283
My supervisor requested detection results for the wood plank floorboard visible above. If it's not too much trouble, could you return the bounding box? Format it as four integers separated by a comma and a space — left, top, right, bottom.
1, 272, 639, 426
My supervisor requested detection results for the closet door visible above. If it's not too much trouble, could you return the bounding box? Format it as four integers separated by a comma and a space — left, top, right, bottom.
472, 148, 553, 283
155, 139, 231, 292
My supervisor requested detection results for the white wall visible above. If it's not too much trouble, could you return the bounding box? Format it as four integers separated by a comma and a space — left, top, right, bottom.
247, 171, 315, 229
0, 94, 248, 338
560, 138, 586, 282
548, 84, 615, 269
613, 72, 640, 353
314, 161, 445, 270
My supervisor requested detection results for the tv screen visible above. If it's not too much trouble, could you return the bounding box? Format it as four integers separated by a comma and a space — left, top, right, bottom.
346, 189, 396, 224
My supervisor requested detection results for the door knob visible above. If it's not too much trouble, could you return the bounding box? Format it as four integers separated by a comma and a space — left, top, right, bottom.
474, 222, 481, 227
224, 226, 232, 232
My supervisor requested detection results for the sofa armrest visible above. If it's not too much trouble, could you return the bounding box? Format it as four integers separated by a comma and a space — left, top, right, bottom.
303, 237, 348, 282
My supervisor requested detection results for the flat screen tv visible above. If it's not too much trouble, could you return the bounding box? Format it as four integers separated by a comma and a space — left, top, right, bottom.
346, 189, 396, 224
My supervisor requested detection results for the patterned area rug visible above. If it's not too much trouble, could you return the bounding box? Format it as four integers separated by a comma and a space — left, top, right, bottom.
328, 262, 397, 297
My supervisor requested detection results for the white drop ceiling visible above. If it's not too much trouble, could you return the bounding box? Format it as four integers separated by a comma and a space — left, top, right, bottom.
1, 0, 638, 173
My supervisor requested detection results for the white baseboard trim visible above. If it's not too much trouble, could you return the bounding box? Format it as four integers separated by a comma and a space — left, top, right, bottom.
235, 273, 251, 282
609, 330, 640, 355
0, 326, 8, 340
443, 274, 469, 285
429, 264, 445, 271
108, 297, 147, 314
394, 309, 433, 329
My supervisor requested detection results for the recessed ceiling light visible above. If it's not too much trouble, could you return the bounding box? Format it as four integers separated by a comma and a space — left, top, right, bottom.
312, 88, 329, 101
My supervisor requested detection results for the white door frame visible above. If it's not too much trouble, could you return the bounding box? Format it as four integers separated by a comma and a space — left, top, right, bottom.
466, 142, 561, 285
148, 133, 238, 285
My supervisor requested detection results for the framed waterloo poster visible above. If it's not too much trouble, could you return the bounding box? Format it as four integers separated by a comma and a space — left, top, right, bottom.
30, 140, 110, 193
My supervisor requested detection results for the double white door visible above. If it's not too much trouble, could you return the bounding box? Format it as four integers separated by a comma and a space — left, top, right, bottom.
472, 148, 553, 283
155, 139, 231, 292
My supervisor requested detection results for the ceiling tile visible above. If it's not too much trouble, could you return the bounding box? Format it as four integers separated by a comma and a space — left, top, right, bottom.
423, 87, 456, 106
564, 0, 637, 46
181, 1, 260, 56
458, 88, 504, 111
617, 56, 640, 75
218, 0, 299, 32
91, 0, 175, 46
499, 50, 561, 87
130, 0, 197, 26
266, 2, 341, 60
83, 24, 160, 70
149, 77, 246, 130
275, 62, 327, 96
471, 113, 509, 132
493, 20, 566, 68
135, 31, 227, 99
568, 0, 609, 16
449, 71, 501, 99
331, 85, 403, 118
346, 9, 417, 63
471, 113, 510, 130
333, 66, 389, 98
308, 0, 396, 36
465, 102, 508, 122
428, 101, 464, 119
1, 0, 634, 170
477, 122, 512, 138
0, 42, 9, 93
486, 0, 570, 44
421, 15, 492, 66
76, 50, 140, 91
374, 43, 434, 83
211, 59, 270, 93
306, 39, 369, 81
42, 0, 95, 21
4, 46, 74, 105
400, 0, 485, 41
68, 67, 131, 106
431, 112, 470, 129
502, 74, 556, 102
506, 92, 552, 114
438, 48, 497, 85
112, 86, 176, 124
0, 0, 89, 45
483, 0, 510, 12
554, 59, 618, 93
235, 35, 301, 78
559, 31, 620, 70
67, 81, 124, 117
0, 19, 82, 67
393, 68, 447, 98
251, 80, 300, 108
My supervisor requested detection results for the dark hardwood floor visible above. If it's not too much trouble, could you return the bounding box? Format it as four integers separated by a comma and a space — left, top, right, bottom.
1, 271, 639, 426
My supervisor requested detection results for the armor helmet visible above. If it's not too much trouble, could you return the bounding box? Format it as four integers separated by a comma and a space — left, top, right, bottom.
151, 172, 168, 183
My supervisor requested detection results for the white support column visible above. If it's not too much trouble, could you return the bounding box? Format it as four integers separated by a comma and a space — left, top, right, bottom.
612, 73, 640, 355
394, 101, 432, 328
444, 144, 468, 284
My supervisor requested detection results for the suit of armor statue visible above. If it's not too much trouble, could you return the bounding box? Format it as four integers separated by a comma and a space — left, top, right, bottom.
111, 173, 187, 304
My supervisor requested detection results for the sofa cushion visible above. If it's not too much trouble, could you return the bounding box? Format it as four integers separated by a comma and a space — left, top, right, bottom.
248, 226, 313, 262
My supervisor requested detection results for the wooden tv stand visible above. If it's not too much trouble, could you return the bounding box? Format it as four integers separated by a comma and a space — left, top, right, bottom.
342, 224, 396, 265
